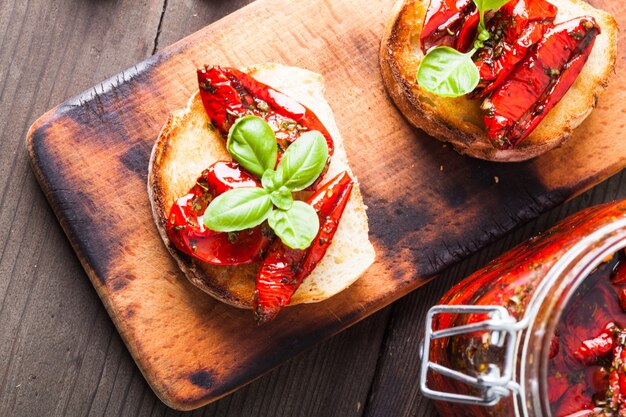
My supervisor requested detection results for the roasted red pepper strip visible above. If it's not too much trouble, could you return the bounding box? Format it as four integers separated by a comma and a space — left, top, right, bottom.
472, 0, 557, 97
197, 66, 334, 158
574, 322, 616, 365
607, 331, 626, 412
420, 0, 479, 53
254, 171, 354, 323
483, 17, 600, 149
166, 161, 272, 265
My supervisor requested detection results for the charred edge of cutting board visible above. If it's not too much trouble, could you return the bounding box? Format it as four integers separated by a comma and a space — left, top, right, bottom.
160, 302, 384, 410
24, 53, 167, 283
361, 147, 573, 279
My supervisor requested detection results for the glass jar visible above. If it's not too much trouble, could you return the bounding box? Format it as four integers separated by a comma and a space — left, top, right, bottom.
420, 200, 626, 417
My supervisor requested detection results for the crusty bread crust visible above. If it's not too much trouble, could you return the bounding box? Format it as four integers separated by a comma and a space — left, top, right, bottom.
148, 64, 375, 309
380, 0, 618, 162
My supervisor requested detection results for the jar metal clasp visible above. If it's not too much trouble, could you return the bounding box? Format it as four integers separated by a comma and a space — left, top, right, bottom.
420, 305, 528, 406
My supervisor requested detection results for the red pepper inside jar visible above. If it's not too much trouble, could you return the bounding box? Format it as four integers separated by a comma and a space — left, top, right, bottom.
420, 200, 626, 417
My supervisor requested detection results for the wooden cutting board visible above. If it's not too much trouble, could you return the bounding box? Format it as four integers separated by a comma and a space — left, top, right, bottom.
26, 0, 626, 410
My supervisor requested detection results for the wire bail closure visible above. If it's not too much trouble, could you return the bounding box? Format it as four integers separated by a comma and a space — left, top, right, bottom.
420, 305, 527, 406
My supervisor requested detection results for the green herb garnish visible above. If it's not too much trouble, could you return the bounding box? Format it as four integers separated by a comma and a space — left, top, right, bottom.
268, 201, 319, 251
226, 115, 278, 178
416, 0, 512, 97
416, 47, 480, 98
204, 116, 328, 250
203, 187, 273, 231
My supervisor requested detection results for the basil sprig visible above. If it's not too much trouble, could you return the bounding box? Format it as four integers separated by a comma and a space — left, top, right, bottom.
416, 0, 511, 97
204, 116, 328, 250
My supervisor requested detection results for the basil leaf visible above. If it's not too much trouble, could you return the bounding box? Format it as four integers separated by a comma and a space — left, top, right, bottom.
203, 187, 272, 232
274, 131, 328, 191
473, 0, 511, 13
261, 169, 279, 192
227, 115, 277, 178
268, 201, 319, 250
417, 46, 480, 97
270, 187, 293, 210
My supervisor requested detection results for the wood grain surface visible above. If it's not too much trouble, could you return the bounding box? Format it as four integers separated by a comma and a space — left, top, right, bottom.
1, 0, 625, 415
24, 0, 626, 411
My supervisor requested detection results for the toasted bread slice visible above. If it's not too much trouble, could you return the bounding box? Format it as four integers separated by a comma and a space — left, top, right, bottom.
380, 0, 618, 162
148, 63, 375, 309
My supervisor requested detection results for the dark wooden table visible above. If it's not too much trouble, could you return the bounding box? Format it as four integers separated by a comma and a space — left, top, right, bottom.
1, 1, 624, 416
